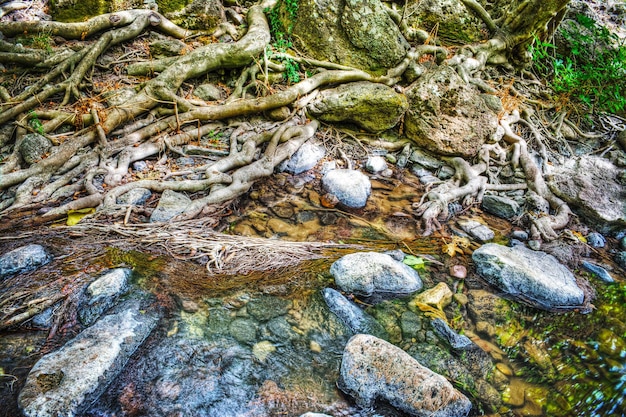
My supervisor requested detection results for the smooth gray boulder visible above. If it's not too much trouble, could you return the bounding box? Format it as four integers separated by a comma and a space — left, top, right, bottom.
321, 169, 371, 208
548, 156, 626, 233
0, 244, 52, 278
18, 300, 159, 417
279, 140, 325, 174
322, 288, 388, 339
330, 252, 422, 297
472, 243, 585, 310
307, 81, 408, 133
338, 334, 472, 417
150, 190, 191, 222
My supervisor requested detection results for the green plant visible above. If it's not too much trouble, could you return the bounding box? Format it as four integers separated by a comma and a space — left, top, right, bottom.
264, 0, 301, 84
28, 110, 45, 135
531, 14, 626, 113
282, 58, 300, 83
265, 0, 298, 41
17, 31, 53, 53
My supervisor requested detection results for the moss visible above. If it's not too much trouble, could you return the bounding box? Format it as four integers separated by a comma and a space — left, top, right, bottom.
156, 0, 192, 14
49, 0, 109, 22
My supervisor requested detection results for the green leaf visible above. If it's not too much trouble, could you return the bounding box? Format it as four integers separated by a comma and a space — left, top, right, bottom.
403, 255, 425, 270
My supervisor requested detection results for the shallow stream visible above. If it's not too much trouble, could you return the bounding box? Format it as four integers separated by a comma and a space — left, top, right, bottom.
1, 171, 624, 417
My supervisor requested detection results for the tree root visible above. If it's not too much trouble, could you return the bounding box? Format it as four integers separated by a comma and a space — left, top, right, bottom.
412, 109, 571, 241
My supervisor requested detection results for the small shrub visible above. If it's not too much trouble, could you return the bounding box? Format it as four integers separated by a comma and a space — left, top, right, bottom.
531, 14, 626, 113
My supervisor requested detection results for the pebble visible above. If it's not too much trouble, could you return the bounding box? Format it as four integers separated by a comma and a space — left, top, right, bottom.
511, 230, 529, 241
496, 362, 513, 377
409, 282, 453, 310
449, 264, 467, 279
365, 156, 388, 174
581, 261, 615, 283
509, 239, 525, 247
320, 193, 338, 208
453, 293, 468, 305
310, 340, 322, 353
419, 174, 441, 185
457, 219, 494, 242
527, 240, 541, 250
585, 232, 606, 248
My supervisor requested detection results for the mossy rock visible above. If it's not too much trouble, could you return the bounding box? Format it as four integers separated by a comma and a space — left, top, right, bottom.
49, 0, 110, 22
405, 0, 488, 45
159, 0, 224, 30
157, 0, 193, 14
285, 0, 409, 74
307, 81, 408, 133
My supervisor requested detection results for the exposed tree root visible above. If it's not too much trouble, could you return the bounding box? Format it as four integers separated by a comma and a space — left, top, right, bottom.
0, 0, 601, 245
412, 108, 572, 240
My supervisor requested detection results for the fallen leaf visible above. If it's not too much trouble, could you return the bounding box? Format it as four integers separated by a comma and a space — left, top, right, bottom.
67, 208, 96, 226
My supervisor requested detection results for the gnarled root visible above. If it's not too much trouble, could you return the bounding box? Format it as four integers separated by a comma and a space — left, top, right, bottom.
414, 157, 488, 236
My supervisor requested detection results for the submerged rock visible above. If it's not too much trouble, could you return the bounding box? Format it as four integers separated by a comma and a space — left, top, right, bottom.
472, 243, 585, 310
431, 318, 472, 350
322, 288, 388, 339
246, 295, 292, 322
90, 336, 265, 417
581, 261, 615, 283
18, 300, 159, 417
0, 244, 52, 278
338, 334, 472, 417
321, 169, 371, 208
79, 268, 132, 326
330, 252, 423, 298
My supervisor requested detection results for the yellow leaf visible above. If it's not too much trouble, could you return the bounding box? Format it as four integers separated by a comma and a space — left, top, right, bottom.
413, 301, 447, 321
442, 236, 470, 257
571, 231, 587, 243
67, 208, 96, 226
